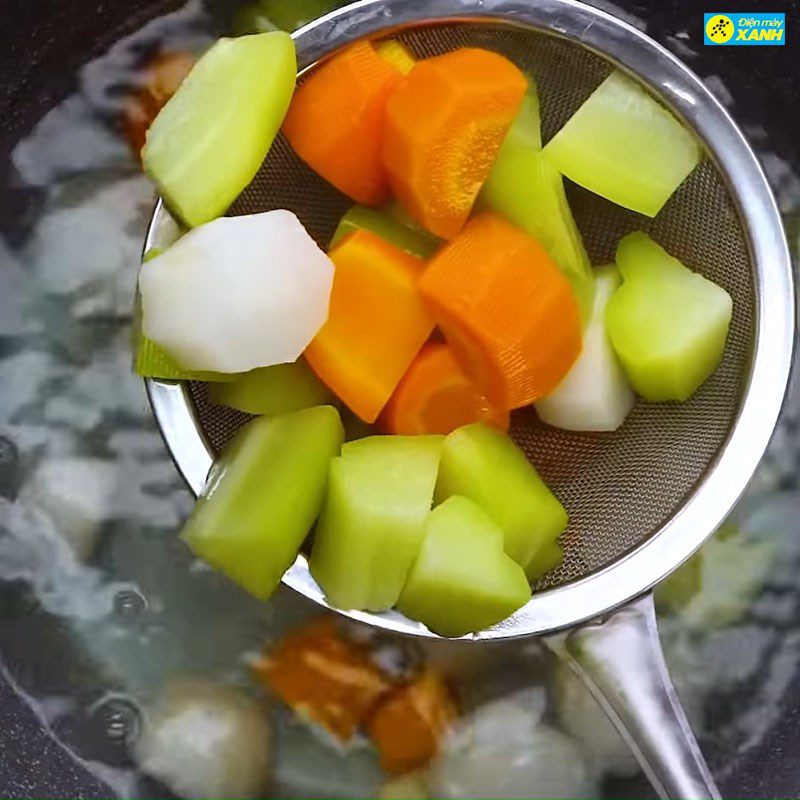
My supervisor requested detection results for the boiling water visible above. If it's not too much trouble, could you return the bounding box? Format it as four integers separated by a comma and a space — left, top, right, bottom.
1, 1, 799, 797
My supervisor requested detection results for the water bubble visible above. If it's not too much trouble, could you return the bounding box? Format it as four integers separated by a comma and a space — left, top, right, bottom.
113, 587, 147, 616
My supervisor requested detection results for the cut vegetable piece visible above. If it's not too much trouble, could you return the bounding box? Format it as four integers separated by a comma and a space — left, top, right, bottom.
397, 496, 532, 638
376, 39, 417, 76
481, 115, 594, 322
535, 266, 635, 431
379, 772, 430, 800
209, 360, 330, 415
283, 41, 402, 205
435, 423, 568, 571
368, 669, 458, 774
330, 204, 440, 259
181, 405, 344, 599
383, 48, 527, 239
543, 71, 702, 217
134, 678, 272, 800
139, 210, 334, 374
142, 32, 296, 227
383, 343, 509, 436
502, 88, 542, 151
606, 232, 733, 401
305, 230, 434, 423
525, 541, 564, 582
310, 434, 443, 611
134, 334, 237, 382
253, 617, 390, 741
418, 212, 581, 409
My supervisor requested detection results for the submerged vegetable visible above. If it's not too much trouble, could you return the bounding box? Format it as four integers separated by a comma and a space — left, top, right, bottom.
143, 32, 296, 227
481, 82, 594, 322
284, 41, 403, 205
121, 51, 195, 159
209, 360, 330, 416
435, 423, 568, 572
330, 204, 440, 259
606, 232, 733, 401
311, 435, 443, 611
253, 617, 390, 741
383, 343, 509, 436
383, 48, 527, 239
134, 678, 271, 800
181, 406, 343, 599
543, 71, 702, 217
419, 212, 581, 409
139, 210, 334, 374
430, 689, 598, 800
398, 496, 532, 637
305, 230, 434, 423
536, 266, 635, 431
368, 669, 458, 774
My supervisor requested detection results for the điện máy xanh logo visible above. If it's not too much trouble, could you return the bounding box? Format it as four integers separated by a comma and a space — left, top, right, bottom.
704, 12, 786, 45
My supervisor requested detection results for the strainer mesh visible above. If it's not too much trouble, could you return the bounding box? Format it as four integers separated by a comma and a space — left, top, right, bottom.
187, 24, 754, 590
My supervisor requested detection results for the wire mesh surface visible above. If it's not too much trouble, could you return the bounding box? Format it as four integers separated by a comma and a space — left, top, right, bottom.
188, 24, 754, 590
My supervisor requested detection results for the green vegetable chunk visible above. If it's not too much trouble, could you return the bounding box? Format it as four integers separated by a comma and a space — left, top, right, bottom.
142, 32, 297, 227
330, 205, 440, 260
398, 496, 532, 637
310, 435, 444, 612
525, 541, 564, 582
543, 71, 701, 217
182, 405, 343, 600
481, 82, 594, 322
209, 360, 330, 415
435, 423, 568, 573
606, 232, 733, 401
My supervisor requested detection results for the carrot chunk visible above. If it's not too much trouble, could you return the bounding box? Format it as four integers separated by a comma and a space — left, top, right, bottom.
305, 230, 434, 423
382, 48, 527, 239
383, 342, 509, 435
368, 669, 458, 775
283, 41, 403, 205
253, 617, 390, 741
418, 212, 582, 409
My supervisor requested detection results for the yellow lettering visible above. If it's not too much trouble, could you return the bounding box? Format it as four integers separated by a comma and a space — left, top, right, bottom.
736, 28, 748, 40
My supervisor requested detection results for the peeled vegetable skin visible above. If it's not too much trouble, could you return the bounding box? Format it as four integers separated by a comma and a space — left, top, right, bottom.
143, 32, 297, 227
181, 405, 343, 600
310, 435, 443, 612
543, 71, 701, 217
606, 232, 733, 401
398, 496, 531, 638
535, 266, 635, 431
139, 210, 334, 374
435, 423, 567, 571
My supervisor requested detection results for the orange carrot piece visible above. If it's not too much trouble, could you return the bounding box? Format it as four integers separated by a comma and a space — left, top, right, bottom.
419, 212, 582, 409
305, 230, 434, 423
283, 41, 403, 205
368, 669, 458, 775
383, 342, 510, 435
253, 617, 391, 742
383, 48, 527, 239
120, 51, 194, 159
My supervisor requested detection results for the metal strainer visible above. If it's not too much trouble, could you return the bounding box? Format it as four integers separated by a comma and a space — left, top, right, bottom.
143, 1, 794, 797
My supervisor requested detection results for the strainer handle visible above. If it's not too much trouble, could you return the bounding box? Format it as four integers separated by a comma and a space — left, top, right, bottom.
552, 593, 721, 800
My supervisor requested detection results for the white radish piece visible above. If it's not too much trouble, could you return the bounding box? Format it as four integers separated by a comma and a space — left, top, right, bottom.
429, 688, 597, 799
139, 210, 334, 374
134, 678, 271, 800
535, 266, 635, 431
